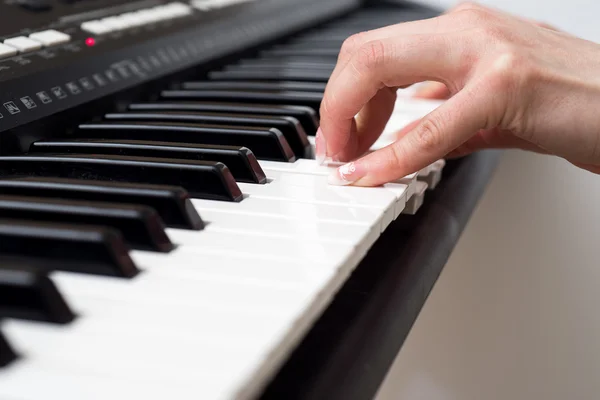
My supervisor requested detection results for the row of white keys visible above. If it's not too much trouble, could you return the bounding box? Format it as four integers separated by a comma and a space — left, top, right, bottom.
0, 250, 340, 400
168, 226, 357, 265
258, 160, 410, 223
0, 168, 393, 399
191, 197, 380, 257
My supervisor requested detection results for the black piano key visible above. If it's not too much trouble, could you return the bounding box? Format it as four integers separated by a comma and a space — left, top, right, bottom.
251, 55, 338, 67
286, 37, 347, 47
182, 80, 327, 92
103, 111, 311, 159
161, 90, 323, 114
260, 48, 340, 58
0, 219, 139, 278
0, 178, 203, 230
78, 122, 295, 163
0, 196, 173, 253
0, 265, 75, 324
283, 40, 345, 50
31, 140, 268, 184
128, 102, 319, 135
232, 60, 335, 71
267, 43, 343, 52
8, 177, 201, 230
292, 33, 355, 42
208, 69, 332, 83
0, 154, 243, 202
0, 330, 17, 367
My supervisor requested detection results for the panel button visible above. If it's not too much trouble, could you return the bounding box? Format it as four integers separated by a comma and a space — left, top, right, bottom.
81, 20, 111, 35
0, 43, 18, 59
3, 36, 42, 53
101, 16, 129, 31
29, 30, 71, 47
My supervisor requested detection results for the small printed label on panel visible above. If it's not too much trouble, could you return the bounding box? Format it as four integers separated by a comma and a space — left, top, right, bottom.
185, 41, 198, 55
105, 70, 119, 82
93, 74, 107, 87
36, 91, 52, 104
178, 46, 189, 58
157, 50, 170, 64
3, 102, 20, 115
51, 86, 67, 99
149, 55, 161, 68
37, 50, 56, 60
137, 57, 152, 72
129, 63, 145, 77
167, 47, 180, 62
20, 96, 37, 109
116, 66, 130, 79
79, 78, 94, 91
12, 57, 31, 66
66, 82, 81, 95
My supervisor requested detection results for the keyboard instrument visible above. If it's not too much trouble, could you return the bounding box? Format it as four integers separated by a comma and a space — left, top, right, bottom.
0, 1, 501, 399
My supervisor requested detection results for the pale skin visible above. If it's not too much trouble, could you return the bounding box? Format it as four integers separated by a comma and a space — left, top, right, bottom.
316, 2, 600, 187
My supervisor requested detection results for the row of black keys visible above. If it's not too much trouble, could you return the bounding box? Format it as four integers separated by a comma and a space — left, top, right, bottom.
0, 4, 419, 367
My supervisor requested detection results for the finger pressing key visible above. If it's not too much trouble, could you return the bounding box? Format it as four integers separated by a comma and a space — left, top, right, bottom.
328, 85, 499, 187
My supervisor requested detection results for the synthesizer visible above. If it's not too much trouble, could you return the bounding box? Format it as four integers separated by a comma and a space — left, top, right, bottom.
0, 1, 500, 399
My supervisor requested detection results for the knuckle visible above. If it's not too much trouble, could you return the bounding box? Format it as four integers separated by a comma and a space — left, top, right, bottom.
452, 1, 483, 12
456, 7, 492, 25
339, 32, 366, 59
488, 47, 535, 88
320, 93, 336, 118
478, 24, 511, 43
354, 40, 387, 72
414, 117, 445, 152
388, 143, 406, 172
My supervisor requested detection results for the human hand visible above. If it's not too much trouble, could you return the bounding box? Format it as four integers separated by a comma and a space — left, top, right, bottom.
317, 2, 600, 186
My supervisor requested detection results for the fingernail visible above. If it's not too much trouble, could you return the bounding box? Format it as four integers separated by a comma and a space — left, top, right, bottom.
315, 128, 326, 165
328, 161, 364, 186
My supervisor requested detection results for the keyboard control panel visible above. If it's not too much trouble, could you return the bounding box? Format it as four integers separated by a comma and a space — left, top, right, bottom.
0, 0, 356, 133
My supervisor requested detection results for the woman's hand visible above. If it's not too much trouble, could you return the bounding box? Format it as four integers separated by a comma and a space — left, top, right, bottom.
317, 2, 600, 186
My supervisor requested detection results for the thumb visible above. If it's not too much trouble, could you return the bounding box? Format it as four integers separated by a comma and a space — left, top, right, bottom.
328, 86, 497, 186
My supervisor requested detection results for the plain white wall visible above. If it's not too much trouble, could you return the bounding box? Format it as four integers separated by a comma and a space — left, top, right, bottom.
417, 0, 600, 41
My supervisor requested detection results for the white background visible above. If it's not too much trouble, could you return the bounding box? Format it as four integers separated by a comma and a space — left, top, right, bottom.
375, 1, 600, 399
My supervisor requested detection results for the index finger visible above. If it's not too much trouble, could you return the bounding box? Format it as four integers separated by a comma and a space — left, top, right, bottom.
319, 33, 465, 160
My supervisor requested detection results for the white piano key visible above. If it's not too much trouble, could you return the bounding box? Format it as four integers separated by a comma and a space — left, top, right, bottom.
261, 170, 409, 218
52, 269, 315, 312
403, 181, 428, 215
192, 198, 380, 252
192, 197, 383, 229
168, 228, 358, 266
130, 250, 335, 286
0, 361, 207, 400
418, 159, 446, 189
239, 181, 395, 231
2, 319, 258, 397
259, 161, 411, 221
197, 208, 372, 245
244, 176, 397, 211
